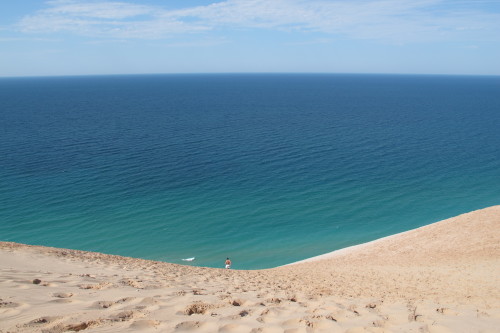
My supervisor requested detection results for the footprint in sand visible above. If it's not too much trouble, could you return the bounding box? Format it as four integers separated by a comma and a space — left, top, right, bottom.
0, 301, 22, 308
120, 278, 144, 289
23, 316, 63, 329
78, 282, 112, 290
221, 307, 254, 321
255, 327, 289, 333
344, 327, 377, 333
282, 318, 303, 328
258, 308, 292, 324
266, 297, 283, 305
109, 310, 145, 322
58, 319, 103, 332
218, 323, 254, 333
138, 297, 157, 306
283, 328, 308, 333
133, 297, 160, 311
92, 297, 144, 311
174, 320, 218, 331
229, 298, 247, 307
183, 302, 215, 315
116, 297, 136, 304
0, 300, 29, 315
435, 307, 459, 316
305, 317, 341, 331
93, 300, 115, 309
53, 292, 73, 298
129, 319, 161, 329
50, 298, 73, 304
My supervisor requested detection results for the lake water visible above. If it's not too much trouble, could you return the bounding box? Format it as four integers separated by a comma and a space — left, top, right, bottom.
1, 74, 499, 269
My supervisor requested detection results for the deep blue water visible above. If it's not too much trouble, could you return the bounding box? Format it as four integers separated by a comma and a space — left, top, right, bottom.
1, 74, 499, 269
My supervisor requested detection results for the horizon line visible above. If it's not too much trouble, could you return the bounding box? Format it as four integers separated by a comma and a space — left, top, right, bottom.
2, 71, 500, 79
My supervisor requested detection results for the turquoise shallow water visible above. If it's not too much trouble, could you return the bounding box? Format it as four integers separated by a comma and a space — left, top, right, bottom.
1, 74, 499, 269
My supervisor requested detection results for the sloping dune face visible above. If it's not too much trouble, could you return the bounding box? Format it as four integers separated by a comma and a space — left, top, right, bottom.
1, 206, 499, 332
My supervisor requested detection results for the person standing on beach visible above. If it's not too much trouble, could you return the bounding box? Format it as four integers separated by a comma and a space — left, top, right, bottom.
225, 258, 231, 269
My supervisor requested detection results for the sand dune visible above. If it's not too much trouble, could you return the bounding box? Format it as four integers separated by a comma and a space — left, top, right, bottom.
1, 206, 499, 332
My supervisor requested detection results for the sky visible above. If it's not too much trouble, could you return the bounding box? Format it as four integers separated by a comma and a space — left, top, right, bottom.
1, 0, 500, 77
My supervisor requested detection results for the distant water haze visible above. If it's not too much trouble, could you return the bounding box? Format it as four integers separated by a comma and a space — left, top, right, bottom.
1, 74, 499, 269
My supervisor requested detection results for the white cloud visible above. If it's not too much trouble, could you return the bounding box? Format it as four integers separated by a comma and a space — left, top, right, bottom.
15, 0, 500, 42
0, 37, 61, 42
44, 0, 154, 19
18, 0, 210, 38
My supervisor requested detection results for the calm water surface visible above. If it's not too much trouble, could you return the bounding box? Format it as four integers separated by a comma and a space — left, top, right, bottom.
1, 74, 499, 269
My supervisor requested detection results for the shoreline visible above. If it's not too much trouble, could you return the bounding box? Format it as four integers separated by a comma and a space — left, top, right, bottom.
1, 206, 499, 332
287, 205, 500, 266
285, 231, 407, 266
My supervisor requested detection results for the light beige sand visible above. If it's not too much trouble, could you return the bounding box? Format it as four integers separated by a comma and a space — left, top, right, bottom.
1, 206, 499, 333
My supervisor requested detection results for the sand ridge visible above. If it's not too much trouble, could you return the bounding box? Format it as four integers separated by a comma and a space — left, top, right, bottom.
1, 206, 499, 332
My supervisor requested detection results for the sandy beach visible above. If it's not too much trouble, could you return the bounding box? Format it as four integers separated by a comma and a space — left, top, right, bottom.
1, 206, 499, 333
